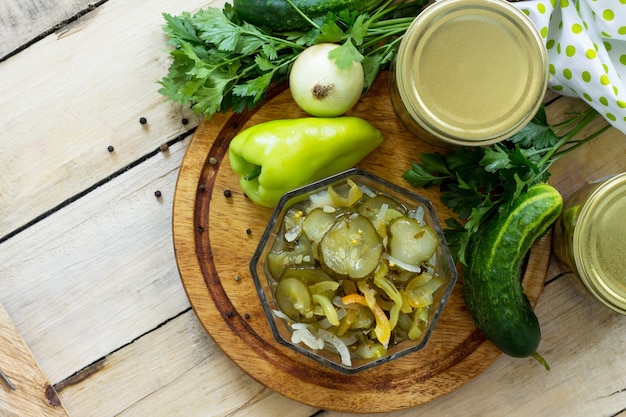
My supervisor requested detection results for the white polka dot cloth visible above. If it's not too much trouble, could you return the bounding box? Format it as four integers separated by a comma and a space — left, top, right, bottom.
514, 0, 626, 134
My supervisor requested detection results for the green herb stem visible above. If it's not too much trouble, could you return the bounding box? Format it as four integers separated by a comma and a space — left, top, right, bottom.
552, 122, 612, 162
368, 17, 416, 30
537, 109, 604, 168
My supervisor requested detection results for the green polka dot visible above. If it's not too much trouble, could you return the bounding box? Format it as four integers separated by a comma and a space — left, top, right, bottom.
582, 71, 591, 82
602, 9, 615, 20
557, 43, 562, 54
613, 86, 619, 95
599, 96, 609, 106
572, 23, 583, 34
602, 31, 612, 38
621, 0, 626, 4
617, 100, 626, 109
522, 9, 530, 16
552, 85, 563, 91
584, 21, 589, 30
541, 26, 548, 38
563, 68, 572, 79
619, 27, 626, 35
586, 49, 596, 59
604, 41, 612, 51
583, 93, 593, 101
547, 39, 556, 49
606, 113, 616, 121
537, 3, 546, 13
600, 74, 610, 85
560, 0, 569, 7
559, 21, 564, 30
620, 55, 626, 65
549, 63, 556, 74
551, 0, 557, 6
603, 64, 609, 73
566, 45, 576, 57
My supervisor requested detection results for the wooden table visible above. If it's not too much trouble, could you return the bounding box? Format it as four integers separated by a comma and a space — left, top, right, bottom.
1, 1, 625, 416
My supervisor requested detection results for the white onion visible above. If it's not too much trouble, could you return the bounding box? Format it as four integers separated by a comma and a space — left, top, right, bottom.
318, 329, 352, 366
289, 43, 364, 117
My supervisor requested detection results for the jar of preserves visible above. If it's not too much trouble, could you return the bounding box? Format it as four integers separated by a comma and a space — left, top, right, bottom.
553, 173, 626, 315
390, 0, 548, 147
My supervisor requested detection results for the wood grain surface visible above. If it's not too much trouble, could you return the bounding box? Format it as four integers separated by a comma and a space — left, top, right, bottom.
172, 72, 552, 413
0, 303, 70, 417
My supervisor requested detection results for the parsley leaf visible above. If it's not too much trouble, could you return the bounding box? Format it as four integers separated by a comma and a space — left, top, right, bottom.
159, 0, 429, 119
403, 104, 608, 264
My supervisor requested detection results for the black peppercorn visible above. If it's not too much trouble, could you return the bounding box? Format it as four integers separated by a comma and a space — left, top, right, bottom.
107, 145, 114, 152
246, 228, 251, 235
154, 190, 162, 198
139, 117, 147, 125
224, 190, 232, 198
182, 118, 189, 125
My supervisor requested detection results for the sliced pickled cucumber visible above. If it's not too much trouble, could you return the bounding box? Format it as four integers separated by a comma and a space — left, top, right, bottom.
388, 217, 438, 267
319, 213, 383, 280
405, 274, 444, 308
357, 195, 405, 240
275, 277, 313, 322
357, 195, 405, 220
281, 268, 337, 299
301, 207, 337, 243
266, 235, 315, 278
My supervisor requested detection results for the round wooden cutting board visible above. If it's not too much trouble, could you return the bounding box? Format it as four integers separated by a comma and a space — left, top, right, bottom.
172, 72, 552, 413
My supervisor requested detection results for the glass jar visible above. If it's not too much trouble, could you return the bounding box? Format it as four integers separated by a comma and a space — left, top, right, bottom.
390, 0, 548, 147
553, 173, 626, 315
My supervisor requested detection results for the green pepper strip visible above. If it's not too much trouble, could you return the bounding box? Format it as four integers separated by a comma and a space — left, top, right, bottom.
408, 307, 427, 340
309, 281, 340, 295
336, 307, 358, 336
373, 263, 403, 330
312, 294, 340, 327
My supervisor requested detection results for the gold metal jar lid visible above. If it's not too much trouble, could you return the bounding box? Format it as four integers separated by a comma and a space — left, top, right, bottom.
395, 0, 548, 146
573, 173, 626, 314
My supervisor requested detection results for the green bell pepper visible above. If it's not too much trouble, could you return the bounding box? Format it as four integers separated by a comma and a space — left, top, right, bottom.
228, 117, 383, 207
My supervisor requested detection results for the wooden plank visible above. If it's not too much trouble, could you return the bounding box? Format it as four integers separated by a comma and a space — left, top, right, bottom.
0, 0, 92, 59
54, 310, 317, 417
321, 274, 626, 417
0, 303, 70, 417
0, 138, 190, 383
49, 266, 626, 416
0, 0, 219, 238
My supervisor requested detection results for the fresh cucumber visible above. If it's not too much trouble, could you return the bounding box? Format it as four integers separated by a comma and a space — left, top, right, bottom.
232, 0, 386, 32
463, 183, 563, 366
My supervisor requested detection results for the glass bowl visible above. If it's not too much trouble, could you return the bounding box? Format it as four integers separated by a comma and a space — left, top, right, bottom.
250, 168, 458, 374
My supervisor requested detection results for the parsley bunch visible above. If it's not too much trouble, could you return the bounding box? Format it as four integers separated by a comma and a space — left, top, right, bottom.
403, 105, 610, 265
158, 0, 426, 118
